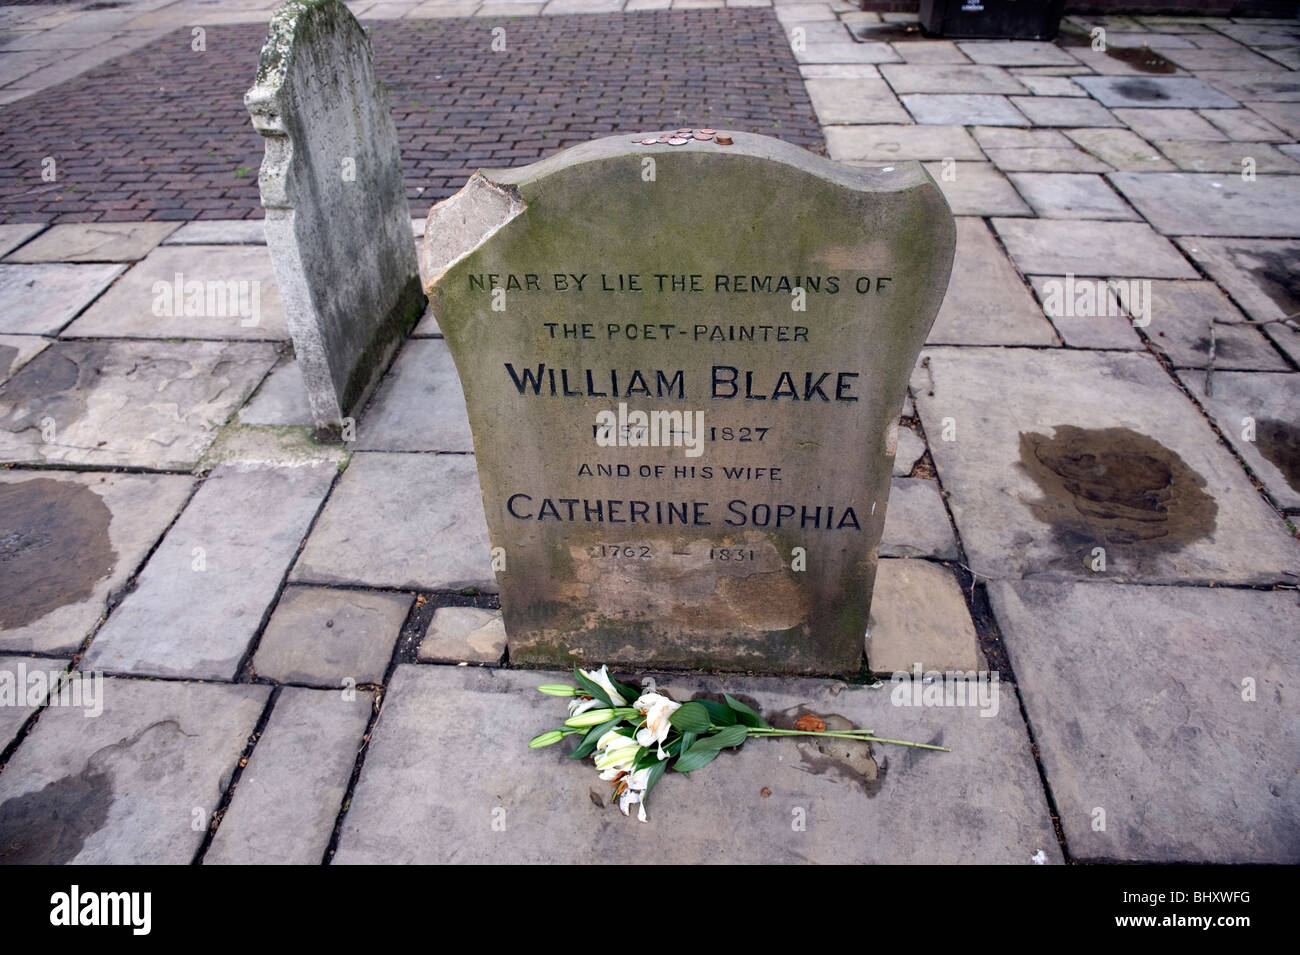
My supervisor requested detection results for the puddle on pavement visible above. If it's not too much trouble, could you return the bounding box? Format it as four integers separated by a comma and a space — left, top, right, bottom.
792, 711, 882, 797
1057, 31, 1178, 73
0, 477, 116, 630
1018, 425, 1217, 570
0, 767, 113, 864
1229, 246, 1300, 317
1255, 418, 1300, 494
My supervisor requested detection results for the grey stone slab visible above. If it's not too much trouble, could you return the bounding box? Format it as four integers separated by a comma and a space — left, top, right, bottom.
1281, 144, 1300, 162
902, 93, 1026, 126
912, 347, 1300, 584
1008, 172, 1138, 220
1153, 139, 1300, 173
4, 222, 178, 263
162, 219, 267, 245
1174, 237, 1300, 334
333, 664, 1061, 864
0, 471, 193, 654
1016, 73, 1086, 97
0, 678, 269, 864
929, 217, 1057, 345
880, 63, 1026, 94
972, 127, 1071, 150
247, 0, 425, 426
1074, 75, 1238, 109
1009, 96, 1123, 128
989, 580, 1300, 862
959, 40, 1077, 67
1211, 21, 1300, 47
1060, 45, 1188, 75
0, 334, 48, 382
921, 161, 1032, 217
891, 39, 970, 64
1162, 45, 1286, 72
985, 148, 1112, 173
204, 686, 372, 865
827, 124, 983, 161
82, 465, 336, 680
1063, 127, 1176, 171
1198, 107, 1290, 142
892, 425, 925, 477
793, 39, 900, 64
237, 358, 314, 426
410, 303, 441, 337
292, 452, 496, 592
63, 245, 287, 340
253, 586, 411, 685
1176, 370, 1300, 509
868, 558, 981, 674
1120, 279, 1289, 371
1246, 101, 1300, 138
805, 78, 910, 124
0, 224, 45, 258
799, 63, 880, 79
991, 218, 1196, 277
1108, 171, 1300, 237
0, 340, 279, 469
1028, 274, 1144, 349
0, 263, 125, 335
880, 477, 958, 560
418, 606, 507, 664
1112, 106, 1225, 141
353, 338, 472, 452
1197, 70, 1300, 103
0, 655, 68, 749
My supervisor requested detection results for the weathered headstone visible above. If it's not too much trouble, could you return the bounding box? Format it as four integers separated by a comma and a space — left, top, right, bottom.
245, 0, 424, 431
425, 131, 954, 674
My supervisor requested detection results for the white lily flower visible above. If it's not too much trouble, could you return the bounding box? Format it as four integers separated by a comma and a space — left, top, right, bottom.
579, 665, 628, 706
633, 692, 681, 759
567, 695, 604, 718
593, 728, 640, 779
618, 767, 652, 822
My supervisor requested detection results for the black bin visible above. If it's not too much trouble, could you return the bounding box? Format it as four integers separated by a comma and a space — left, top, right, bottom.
918, 0, 1066, 40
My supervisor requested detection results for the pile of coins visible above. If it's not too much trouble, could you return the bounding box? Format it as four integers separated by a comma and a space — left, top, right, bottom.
633, 128, 734, 147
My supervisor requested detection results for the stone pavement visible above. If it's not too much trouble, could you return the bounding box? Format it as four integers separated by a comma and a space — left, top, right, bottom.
0, 2, 1298, 864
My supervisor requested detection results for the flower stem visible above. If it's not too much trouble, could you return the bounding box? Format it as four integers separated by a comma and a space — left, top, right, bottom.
745, 727, 950, 752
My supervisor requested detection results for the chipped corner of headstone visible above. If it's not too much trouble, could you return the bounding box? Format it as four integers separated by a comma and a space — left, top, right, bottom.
422, 172, 527, 292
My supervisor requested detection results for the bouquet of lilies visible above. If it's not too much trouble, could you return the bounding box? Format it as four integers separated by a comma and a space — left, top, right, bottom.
530, 665, 949, 822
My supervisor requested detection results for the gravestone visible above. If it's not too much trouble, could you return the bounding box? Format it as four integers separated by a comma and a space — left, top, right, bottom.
425, 130, 954, 674
245, 0, 424, 431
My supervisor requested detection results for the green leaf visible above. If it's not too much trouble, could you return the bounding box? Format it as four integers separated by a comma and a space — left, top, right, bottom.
573, 667, 613, 707
612, 678, 641, 704
568, 717, 620, 760
673, 746, 721, 774
669, 701, 711, 733
704, 723, 749, 749
634, 748, 662, 771
672, 725, 748, 773
643, 758, 669, 795
697, 700, 737, 726
724, 693, 770, 729
679, 730, 697, 755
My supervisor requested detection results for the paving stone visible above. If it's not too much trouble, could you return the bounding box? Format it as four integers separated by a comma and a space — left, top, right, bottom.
4, 223, 178, 263
292, 452, 496, 593
921, 161, 1031, 217
867, 558, 981, 674
1108, 171, 1300, 237
1245, 101, 1300, 138
1009, 96, 1123, 128
799, 63, 879, 78
253, 586, 412, 686
1152, 139, 1300, 173
0, 655, 69, 749
912, 347, 1300, 584
826, 125, 982, 162
332, 664, 1061, 864
1015, 74, 1086, 97
1063, 127, 1175, 171
0, 335, 48, 383
1161, 45, 1286, 72
793, 39, 900, 64
958, 40, 1077, 67
1280, 144, 1300, 162
162, 220, 267, 245
991, 218, 1196, 278
1120, 279, 1289, 371
985, 147, 1113, 173
353, 338, 472, 452
880, 63, 1025, 94
928, 217, 1057, 346
418, 606, 507, 663
1027, 275, 1144, 349
1194, 71, 1298, 103
82, 465, 336, 680
237, 358, 313, 426
0, 224, 45, 258
64, 245, 287, 341
972, 127, 1071, 150
0, 471, 193, 655
0, 678, 269, 864
1008, 172, 1138, 220
1211, 21, 1300, 47
902, 93, 1026, 126
204, 686, 373, 865
0, 340, 279, 469
989, 580, 1300, 863
1112, 106, 1225, 141
1074, 75, 1238, 109
804, 78, 909, 124
1174, 238, 1300, 340
1176, 370, 1300, 509
892, 425, 925, 477
1198, 107, 1290, 142
891, 39, 970, 64
0, 264, 125, 335
880, 476, 958, 560
410, 303, 442, 337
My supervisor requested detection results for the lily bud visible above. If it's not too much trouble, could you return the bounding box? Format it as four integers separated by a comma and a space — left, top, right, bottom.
528, 730, 566, 748
564, 707, 618, 728
537, 684, 578, 697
